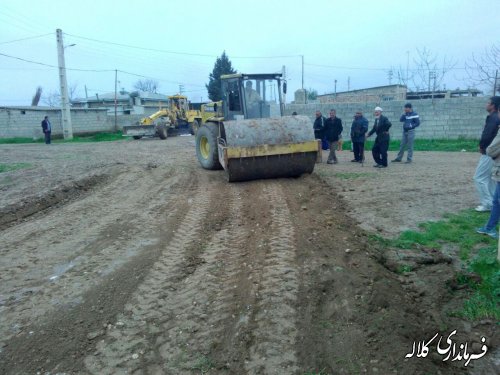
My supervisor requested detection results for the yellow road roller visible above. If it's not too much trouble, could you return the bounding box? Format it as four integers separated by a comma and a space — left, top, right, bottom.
195, 73, 320, 182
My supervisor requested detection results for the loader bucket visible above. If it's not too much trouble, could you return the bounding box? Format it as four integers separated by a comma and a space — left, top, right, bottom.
218, 115, 320, 182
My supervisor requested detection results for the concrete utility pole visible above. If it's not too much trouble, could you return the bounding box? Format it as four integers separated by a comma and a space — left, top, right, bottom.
282, 65, 287, 104
114, 69, 118, 132
301, 55, 304, 90
56, 29, 73, 139
494, 69, 498, 96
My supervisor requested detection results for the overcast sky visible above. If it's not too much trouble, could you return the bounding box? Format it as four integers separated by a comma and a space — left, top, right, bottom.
0, 0, 496, 106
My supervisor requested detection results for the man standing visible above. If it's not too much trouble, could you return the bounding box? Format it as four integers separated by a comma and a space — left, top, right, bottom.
313, 110, 325, 140
324, 109, 343, 164
41, 115, 51, 144
367, 106, 392, 168
350, 110, 369, 162
393, 103, 420, 163
473, 96, 500, 212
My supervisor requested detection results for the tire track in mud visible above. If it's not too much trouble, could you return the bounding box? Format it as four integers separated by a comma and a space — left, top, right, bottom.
0, 167, 197, 374
84, 175, 216, 374
244, 182, 299, 374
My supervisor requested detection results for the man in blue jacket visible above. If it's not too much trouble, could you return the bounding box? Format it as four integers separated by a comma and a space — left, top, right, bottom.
350, 110, 369, 162
41, 115, 51, 144
393, 103, 420, 163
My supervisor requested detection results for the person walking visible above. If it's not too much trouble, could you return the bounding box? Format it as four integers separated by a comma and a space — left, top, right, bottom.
473, 96, 500, 212
350, 110, 369, 162
324, 109, 343, 164
476, 107, 500, 239
393, 103, 420, 163
41, 115, 51, 144
366, 106, 392, 168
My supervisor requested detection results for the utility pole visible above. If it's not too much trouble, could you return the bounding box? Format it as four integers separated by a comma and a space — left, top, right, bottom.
282, 65, 287, 104
84, 85, 88, 99
179, 84, 184, 94
406, 50, 410, 85
334, 79, 337, 98
301, 55, 304, 90
347, 76, 350, 92
56, 29, 73, 139
114, 69, 118, 132
494, 69, 498, 96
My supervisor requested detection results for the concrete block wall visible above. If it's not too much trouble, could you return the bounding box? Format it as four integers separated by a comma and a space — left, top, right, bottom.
0, 107, 110, 138
286, 97, 488, 140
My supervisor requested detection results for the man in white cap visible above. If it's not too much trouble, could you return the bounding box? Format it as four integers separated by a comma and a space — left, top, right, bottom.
366, 106, 392, 168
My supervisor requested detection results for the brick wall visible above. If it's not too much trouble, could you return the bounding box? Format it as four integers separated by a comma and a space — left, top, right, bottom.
286, 97, 488, 140
0, 107, 111, 138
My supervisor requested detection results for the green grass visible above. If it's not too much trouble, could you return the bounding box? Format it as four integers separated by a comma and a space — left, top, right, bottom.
342, 138, 478, 152
334, 172, 375, 180
303, 369, 328, 375
0, 162, 32, 173
0, 131, 125, 144
372, 210, 499, 320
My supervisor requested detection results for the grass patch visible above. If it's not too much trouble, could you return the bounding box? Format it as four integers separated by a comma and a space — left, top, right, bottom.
342, 138, 477, 152
373, 210, 499, 320
303, 369, 328, 375
191, 355, 215, 374
0, 131, 125, 144
334, 172, 375, 180
0, 162, 32, 173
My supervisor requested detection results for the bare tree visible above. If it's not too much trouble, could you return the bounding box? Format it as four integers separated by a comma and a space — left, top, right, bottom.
465, 43, 500, 95
134, 79, 159, 93
411, 47, 457, 92
42, 84, 78, 107
31, 86, 42, 106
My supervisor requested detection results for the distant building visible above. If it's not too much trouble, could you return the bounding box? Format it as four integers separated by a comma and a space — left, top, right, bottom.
318, 84, 483, 104
318, 85, 407, 103
72, 90, 170, 115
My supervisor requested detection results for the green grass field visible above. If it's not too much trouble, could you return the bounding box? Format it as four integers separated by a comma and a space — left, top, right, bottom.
373, 210, 500, 321
0, 131, 125, 144
341, 138, 478, 152
0, 163, 33, 173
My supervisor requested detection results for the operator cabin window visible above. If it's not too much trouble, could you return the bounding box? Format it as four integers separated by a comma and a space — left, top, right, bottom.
228, 82, 241, 112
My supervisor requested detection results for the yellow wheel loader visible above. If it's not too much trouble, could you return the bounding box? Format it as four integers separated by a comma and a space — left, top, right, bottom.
123, 95, 201, 140
195, 73, 320, 182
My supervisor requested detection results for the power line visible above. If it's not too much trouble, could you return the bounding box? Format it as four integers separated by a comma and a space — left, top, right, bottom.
0, 33, 53, 45
64, 32, 301, 59
0, 52, 114, 72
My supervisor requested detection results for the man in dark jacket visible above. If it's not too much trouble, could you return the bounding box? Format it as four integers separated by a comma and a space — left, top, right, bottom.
324, 109, 343, 164
41, 115, 51, 144
350, 110, 369, 162
473, 96, 500, 212
313, 110, 325, 140
393, 103, 420, 163
366, 106, 392, 168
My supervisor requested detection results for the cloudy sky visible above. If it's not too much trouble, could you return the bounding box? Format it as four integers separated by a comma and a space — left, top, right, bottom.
0, 0, 496, 105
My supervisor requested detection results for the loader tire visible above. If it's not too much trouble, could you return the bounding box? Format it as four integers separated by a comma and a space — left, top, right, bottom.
157, 125, 168, 140
133, 136, 143, 140
188, 119, 200, 135
196, 125, 222, 170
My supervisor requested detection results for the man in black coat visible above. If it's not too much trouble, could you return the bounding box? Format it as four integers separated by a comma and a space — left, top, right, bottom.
366, 106, 392, 168
313, 110, 325, 140
350, 110, 369, 162
324, 109, 343, 164
41, 115, 51, 144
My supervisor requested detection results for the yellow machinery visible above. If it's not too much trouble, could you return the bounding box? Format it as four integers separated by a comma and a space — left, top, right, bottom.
123, 95, 201, 140
195, 73, 320, 182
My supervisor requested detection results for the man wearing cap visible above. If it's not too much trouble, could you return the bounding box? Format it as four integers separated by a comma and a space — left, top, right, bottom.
393, 103, 420, 163
366, 106, 392, 168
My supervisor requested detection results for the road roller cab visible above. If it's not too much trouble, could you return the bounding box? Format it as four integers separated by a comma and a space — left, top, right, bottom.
195, 73, 321, 182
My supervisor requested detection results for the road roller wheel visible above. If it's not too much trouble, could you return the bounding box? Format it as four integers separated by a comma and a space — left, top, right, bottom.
196, 125, 222, 170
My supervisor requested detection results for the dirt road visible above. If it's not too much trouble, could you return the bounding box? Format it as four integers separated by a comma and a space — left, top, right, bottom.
0, 137, 496, 374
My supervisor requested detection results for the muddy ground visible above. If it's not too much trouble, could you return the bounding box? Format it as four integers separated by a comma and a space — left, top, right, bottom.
0, 136, 497, 374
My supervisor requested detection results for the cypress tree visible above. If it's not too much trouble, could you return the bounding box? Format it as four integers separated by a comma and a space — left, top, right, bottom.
206, 51, 236, 101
